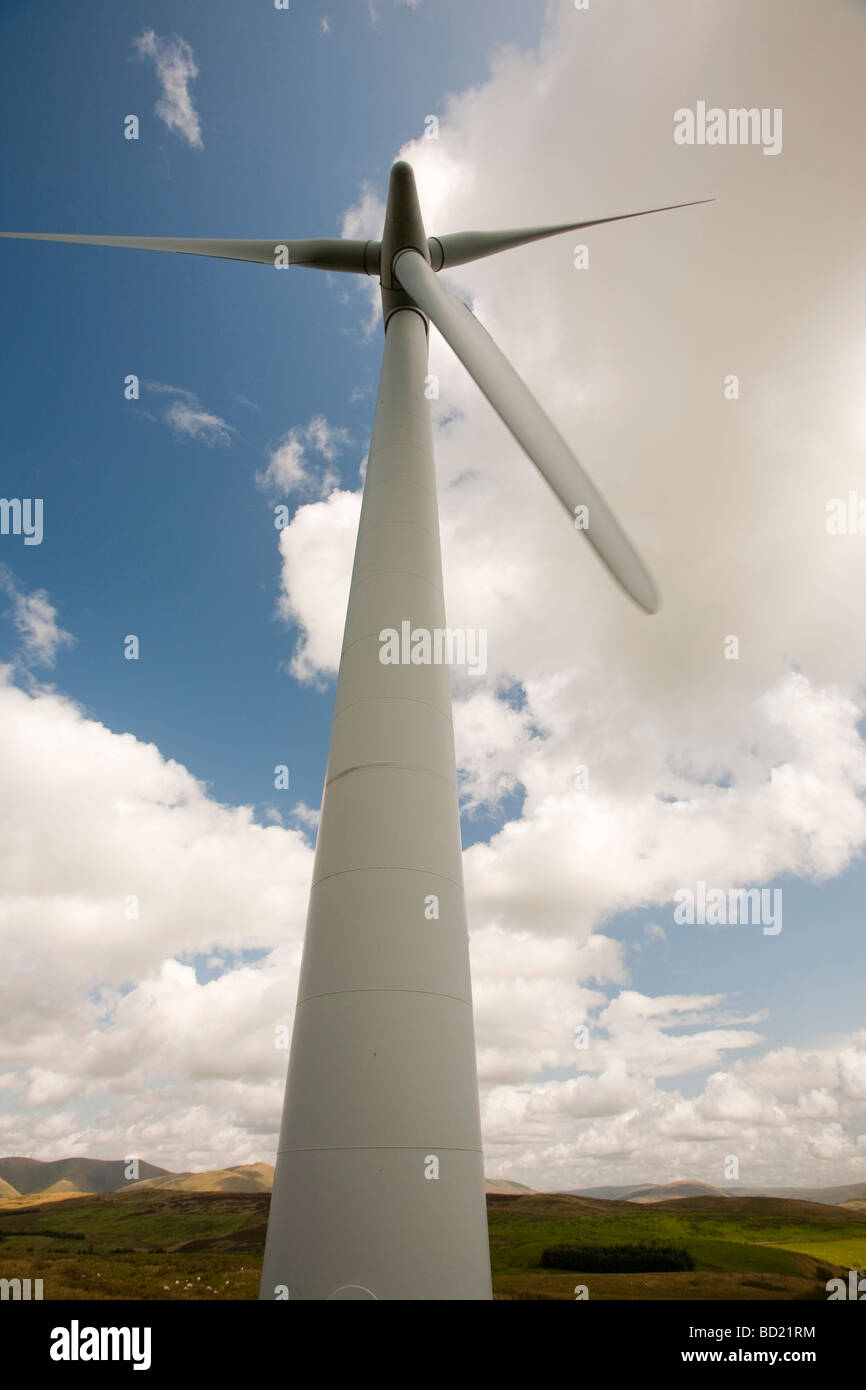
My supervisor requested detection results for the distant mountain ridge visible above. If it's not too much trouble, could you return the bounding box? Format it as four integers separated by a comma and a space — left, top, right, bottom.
4, 1157, 862, 1207
568, 1178, 866, 1206
0, 1156, 171, 1196
0, 1157, 535, 1199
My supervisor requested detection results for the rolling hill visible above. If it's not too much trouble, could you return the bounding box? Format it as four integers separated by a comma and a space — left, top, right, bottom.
626, 1181, 729, 1203
0, 1156, 171, 1196
127, 1163, 274, 1194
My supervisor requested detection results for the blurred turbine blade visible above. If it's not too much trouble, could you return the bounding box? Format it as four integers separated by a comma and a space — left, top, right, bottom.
394, 247, 659, 614
0, 232, 379, 273
427, 199, 713, 269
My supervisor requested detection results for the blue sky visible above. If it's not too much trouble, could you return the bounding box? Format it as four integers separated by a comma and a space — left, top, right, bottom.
1, 0, 865, 1189
0, 0, 540, 820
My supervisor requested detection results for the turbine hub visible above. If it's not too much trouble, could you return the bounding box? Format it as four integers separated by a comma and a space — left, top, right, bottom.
379, 161, 431, 327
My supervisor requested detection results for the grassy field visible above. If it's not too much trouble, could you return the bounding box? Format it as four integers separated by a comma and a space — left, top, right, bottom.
0, 1190, 265, 1299
485, 1192, 866, 1299
1, 1188, 864, 1300
774, 1238, 866, 1267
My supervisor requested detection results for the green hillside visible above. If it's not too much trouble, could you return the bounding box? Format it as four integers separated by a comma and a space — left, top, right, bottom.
1, 1187, 863, 1300
487, 1192, 866, 1299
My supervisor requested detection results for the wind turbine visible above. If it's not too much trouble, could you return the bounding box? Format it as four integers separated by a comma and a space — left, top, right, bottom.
2, 161, 708, 1300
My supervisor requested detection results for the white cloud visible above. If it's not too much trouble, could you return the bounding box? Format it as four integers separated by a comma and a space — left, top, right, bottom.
133, 31, 203, 150
164, 400, 233, 446
144, 381, 234, 447
480, 1026, 866, 1188
0, 666, 313, 1168
290, 801, 321, 831
0, 568, 75, 669
341, 184, 385, 334
257, 414, 348, 497
453, 686, 539, 814
284, 0, 866, 939
276, 489, 361, 682
340, 183, 385, 242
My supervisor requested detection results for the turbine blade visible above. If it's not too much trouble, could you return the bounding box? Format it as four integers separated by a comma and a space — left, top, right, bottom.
394, 248, 659, 613
428, 199, 712, 269
0, 233, 379, 273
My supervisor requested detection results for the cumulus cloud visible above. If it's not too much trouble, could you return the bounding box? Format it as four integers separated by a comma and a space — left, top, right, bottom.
452, 686, 539, 814
0, 667, 312, 1168
287, 0, 866, 933
133, 30, 203, 149
275, 489, 361, 682
482, 1029, 866, 1189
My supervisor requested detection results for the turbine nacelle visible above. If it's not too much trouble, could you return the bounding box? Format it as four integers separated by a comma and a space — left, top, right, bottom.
378, 160, 431, 325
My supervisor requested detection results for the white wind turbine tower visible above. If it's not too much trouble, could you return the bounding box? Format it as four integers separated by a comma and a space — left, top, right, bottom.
2, 161, 709, 1300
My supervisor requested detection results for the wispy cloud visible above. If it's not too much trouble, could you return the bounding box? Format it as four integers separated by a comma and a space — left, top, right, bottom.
257, 415, 348, 498
643, 922, 668, 945
0, 568, 75, 670
164, 399, 233, 446
143, 381, 234, 447
133, 30, 203, 150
